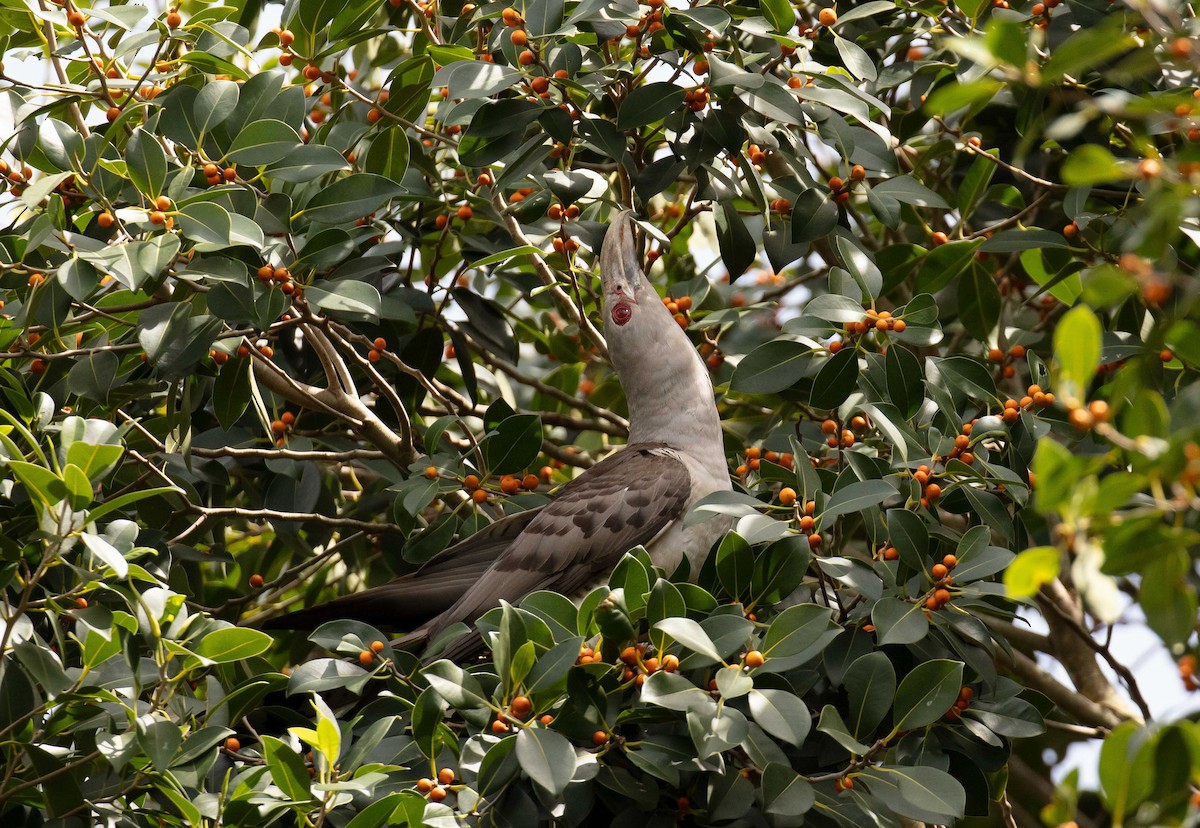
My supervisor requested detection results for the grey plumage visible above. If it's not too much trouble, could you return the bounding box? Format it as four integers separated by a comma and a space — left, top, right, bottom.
262, 213, 731, 654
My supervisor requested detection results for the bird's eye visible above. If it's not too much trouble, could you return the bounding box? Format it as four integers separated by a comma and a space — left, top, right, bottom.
611, 303, 633, 326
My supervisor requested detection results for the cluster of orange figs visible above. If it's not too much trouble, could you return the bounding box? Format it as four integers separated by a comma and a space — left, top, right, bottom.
423, 466, 551, 504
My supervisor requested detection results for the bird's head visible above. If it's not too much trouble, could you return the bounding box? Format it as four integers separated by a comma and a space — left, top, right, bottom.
600, 212, 652, 329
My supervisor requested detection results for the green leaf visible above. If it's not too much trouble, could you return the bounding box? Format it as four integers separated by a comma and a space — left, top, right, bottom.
758, 604, 840, 672
1004, 546, 1060, 599
884, 345, 923, 420
617, 83, 686, 129
818, 480, 894, 530
715, 201, 756, 280
893, 659, 963, 730
192, 627, 273, 664
929, 356, 999, 403
300, 174, 405, 225
844, 652, 896, 739
1054, 305, 1102, 403
957, 264, 1002, 339
516, 727, 575, 798
761, 0, 793, 33
808, 347, 859, 409
423, 659, 489, 710
266, 143, 351, 183
791, 188, 839, 244
834, 237, 883, 301
304, 280, 382, 320
872, 175, 949, 209
227, 119, 302, 165
261, 735, 314, 803
748, 689, 810, 746
654, 617, 722, 662
887, 509, 928, 571
482, 414, 542, 475
178, 202, 233, 247
364, 124, 410, 183
1141, 550, 1198, 647
127, 127, 168, 197
715, 531, 753, 601
730, 340, 811, 394
762, 763, 815, 816
871, 597, 928, 646
817, 704, 871, 754
194, 79, 239, 135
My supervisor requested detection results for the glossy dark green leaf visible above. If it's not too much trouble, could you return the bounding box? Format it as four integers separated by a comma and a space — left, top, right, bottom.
227, 119, 301, 165
957, 264, 1002, 340
809, 347, 859, 409
893, 659, 963, 730
516, 727, 575, 797
617, 82, 686, 129
300, 174, 404, 225
127, 127, 167, 197
483, 414, 542, 476
791, 188, 839, 244
729, 340, 812, 394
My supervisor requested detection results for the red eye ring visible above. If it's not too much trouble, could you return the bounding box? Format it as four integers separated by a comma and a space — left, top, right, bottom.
611, 303, 633, 326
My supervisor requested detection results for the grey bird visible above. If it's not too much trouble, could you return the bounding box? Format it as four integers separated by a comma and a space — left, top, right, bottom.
262, 213, 731, 654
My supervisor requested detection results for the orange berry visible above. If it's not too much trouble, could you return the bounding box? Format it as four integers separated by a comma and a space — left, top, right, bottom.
428, 786, 447, 802
149, 210, 166, 224
592, 731, 608, 746
368, 349, 381, 362
425, 466, 439, 480
358, 650, 374, 667
931, 564, 948, 580
808, 533, 823, 549
435, 214, 449, 229
437, 767, 455, 785
522, 473, 539, 490
518, 50, 536, 66
511, 28, 528, 46
492, 719, 509, 734
370, 640, 386, 653
463, 474, 480, 490
828, 176, 844, 192
97, 212, 115, 228
456, 204, 473, 221
818, 7, 837, 25
883, 547, 898, 560
510, 695, 532, 717
942, 554, 957, 569
271, 419, 287, 435
68, 11, 86, 27
1161, 349, 1174, 362
416, 778, 434, 792
850, 165, 866, 181
925, 483, 942, 501
303, 64, 322, 81
934, 588, 951, 605
106, 106, 121, 122
225, 737, 241, 752
744, 650, 765, 668
471, 488, 488, 504
249, 573, 265, 588
779, 487, 797, 506
821, 419, 838, 434
930, 231, 948, 246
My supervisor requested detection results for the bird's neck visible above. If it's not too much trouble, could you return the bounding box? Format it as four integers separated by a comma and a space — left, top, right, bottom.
610, 299, 727, 480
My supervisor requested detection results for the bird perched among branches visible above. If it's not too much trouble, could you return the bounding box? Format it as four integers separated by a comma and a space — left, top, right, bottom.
262, 212, 731, 656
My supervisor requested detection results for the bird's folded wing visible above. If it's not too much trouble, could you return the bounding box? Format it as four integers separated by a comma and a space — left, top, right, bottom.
423, 444, 691, 639
260, 506, 541, 630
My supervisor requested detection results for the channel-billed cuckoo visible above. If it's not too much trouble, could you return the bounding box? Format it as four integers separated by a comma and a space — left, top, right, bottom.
263, 213, 731, 654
